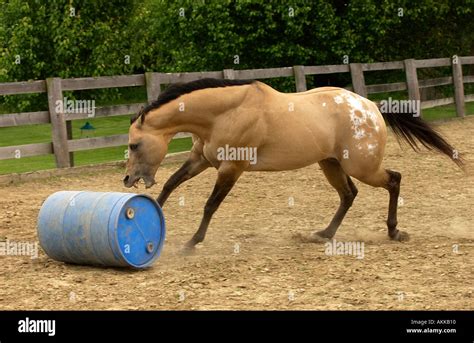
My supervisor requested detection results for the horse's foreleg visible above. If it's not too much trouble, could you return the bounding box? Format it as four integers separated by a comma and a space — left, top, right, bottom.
157, 154, 210, 207
185, 162, 244, 249
310, 158, 357, 241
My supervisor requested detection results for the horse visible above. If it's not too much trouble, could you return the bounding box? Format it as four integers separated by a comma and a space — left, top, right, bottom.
123, 78, 463, 250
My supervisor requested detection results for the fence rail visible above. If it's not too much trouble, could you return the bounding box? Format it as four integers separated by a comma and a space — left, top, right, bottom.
1, 56, 473, 168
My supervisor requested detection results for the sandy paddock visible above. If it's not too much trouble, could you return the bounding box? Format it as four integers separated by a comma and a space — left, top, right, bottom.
0, 117, 473, 310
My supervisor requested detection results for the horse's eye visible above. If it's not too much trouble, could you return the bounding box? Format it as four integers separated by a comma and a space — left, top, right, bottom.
129, 144, 139, 151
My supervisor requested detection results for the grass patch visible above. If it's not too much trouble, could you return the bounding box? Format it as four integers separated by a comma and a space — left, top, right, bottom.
422, 101, 474, 121
0, 137, 192, 175
0, 116, 132, 148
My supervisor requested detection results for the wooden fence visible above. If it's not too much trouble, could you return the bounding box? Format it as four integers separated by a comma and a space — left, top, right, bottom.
0, 56, 473, 169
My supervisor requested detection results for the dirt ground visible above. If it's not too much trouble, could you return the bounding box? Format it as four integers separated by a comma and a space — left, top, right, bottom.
0, 117, 473, 310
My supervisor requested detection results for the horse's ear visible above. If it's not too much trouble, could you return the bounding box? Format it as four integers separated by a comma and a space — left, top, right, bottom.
140, 106, 145, 125
132, 106, 145, 127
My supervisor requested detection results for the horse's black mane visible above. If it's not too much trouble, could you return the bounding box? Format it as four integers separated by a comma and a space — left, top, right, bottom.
131, 78, 255, 124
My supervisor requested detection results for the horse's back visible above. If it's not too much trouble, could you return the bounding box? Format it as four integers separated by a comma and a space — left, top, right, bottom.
254, 85, 388, 175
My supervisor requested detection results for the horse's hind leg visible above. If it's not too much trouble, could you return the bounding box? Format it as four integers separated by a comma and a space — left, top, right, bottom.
157, 153, 210, 207
356, 168, 409, 242
385, 170, 409, 241
310, 158, 358, 241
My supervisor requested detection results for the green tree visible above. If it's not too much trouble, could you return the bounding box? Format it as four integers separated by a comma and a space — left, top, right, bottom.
0, 0, 136, 110
1, 0, 473, 109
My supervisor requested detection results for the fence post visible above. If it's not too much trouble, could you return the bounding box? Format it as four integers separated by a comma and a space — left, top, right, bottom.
223, 69, 235, 80
66, 121, 74, 166
145, 72, 162, 104
451, 55, 465, 117
404, 59, 421, 117
349, 63, 367, 98
293, 65, 307, 92
46, 77, 70, 168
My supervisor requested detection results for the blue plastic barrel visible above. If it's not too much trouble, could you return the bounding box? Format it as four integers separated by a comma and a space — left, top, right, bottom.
37, 191, 165, 268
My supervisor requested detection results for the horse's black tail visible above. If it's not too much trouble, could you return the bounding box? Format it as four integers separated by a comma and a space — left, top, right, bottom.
380, 110, 464, 168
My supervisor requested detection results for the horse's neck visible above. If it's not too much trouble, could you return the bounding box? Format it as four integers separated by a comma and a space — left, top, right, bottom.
145, 85, 251, 140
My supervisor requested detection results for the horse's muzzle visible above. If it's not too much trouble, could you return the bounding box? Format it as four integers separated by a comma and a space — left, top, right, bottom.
123, 174, 156, 189
123, 175, 136, 188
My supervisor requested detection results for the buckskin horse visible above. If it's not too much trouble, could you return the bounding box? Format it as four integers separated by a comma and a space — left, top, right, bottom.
123, 78, 463, 250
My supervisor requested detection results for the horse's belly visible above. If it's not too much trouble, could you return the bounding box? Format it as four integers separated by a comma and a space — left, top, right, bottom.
201, 140, 327, 171
246, 144, 328, 171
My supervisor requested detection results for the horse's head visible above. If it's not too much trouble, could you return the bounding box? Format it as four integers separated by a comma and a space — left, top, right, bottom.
123, 119, 169, 189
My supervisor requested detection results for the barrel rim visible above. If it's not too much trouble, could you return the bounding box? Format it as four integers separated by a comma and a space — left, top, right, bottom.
111, 193, 166, 268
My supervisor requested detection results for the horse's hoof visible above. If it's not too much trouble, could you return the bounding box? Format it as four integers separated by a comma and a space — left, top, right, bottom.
310, 231, 331, 243
389, 230, 410, 242
292, 231, 330, 244
180, 241, 197, 255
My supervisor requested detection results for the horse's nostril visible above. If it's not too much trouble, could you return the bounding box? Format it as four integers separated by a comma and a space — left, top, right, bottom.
123, 175, 130, 182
